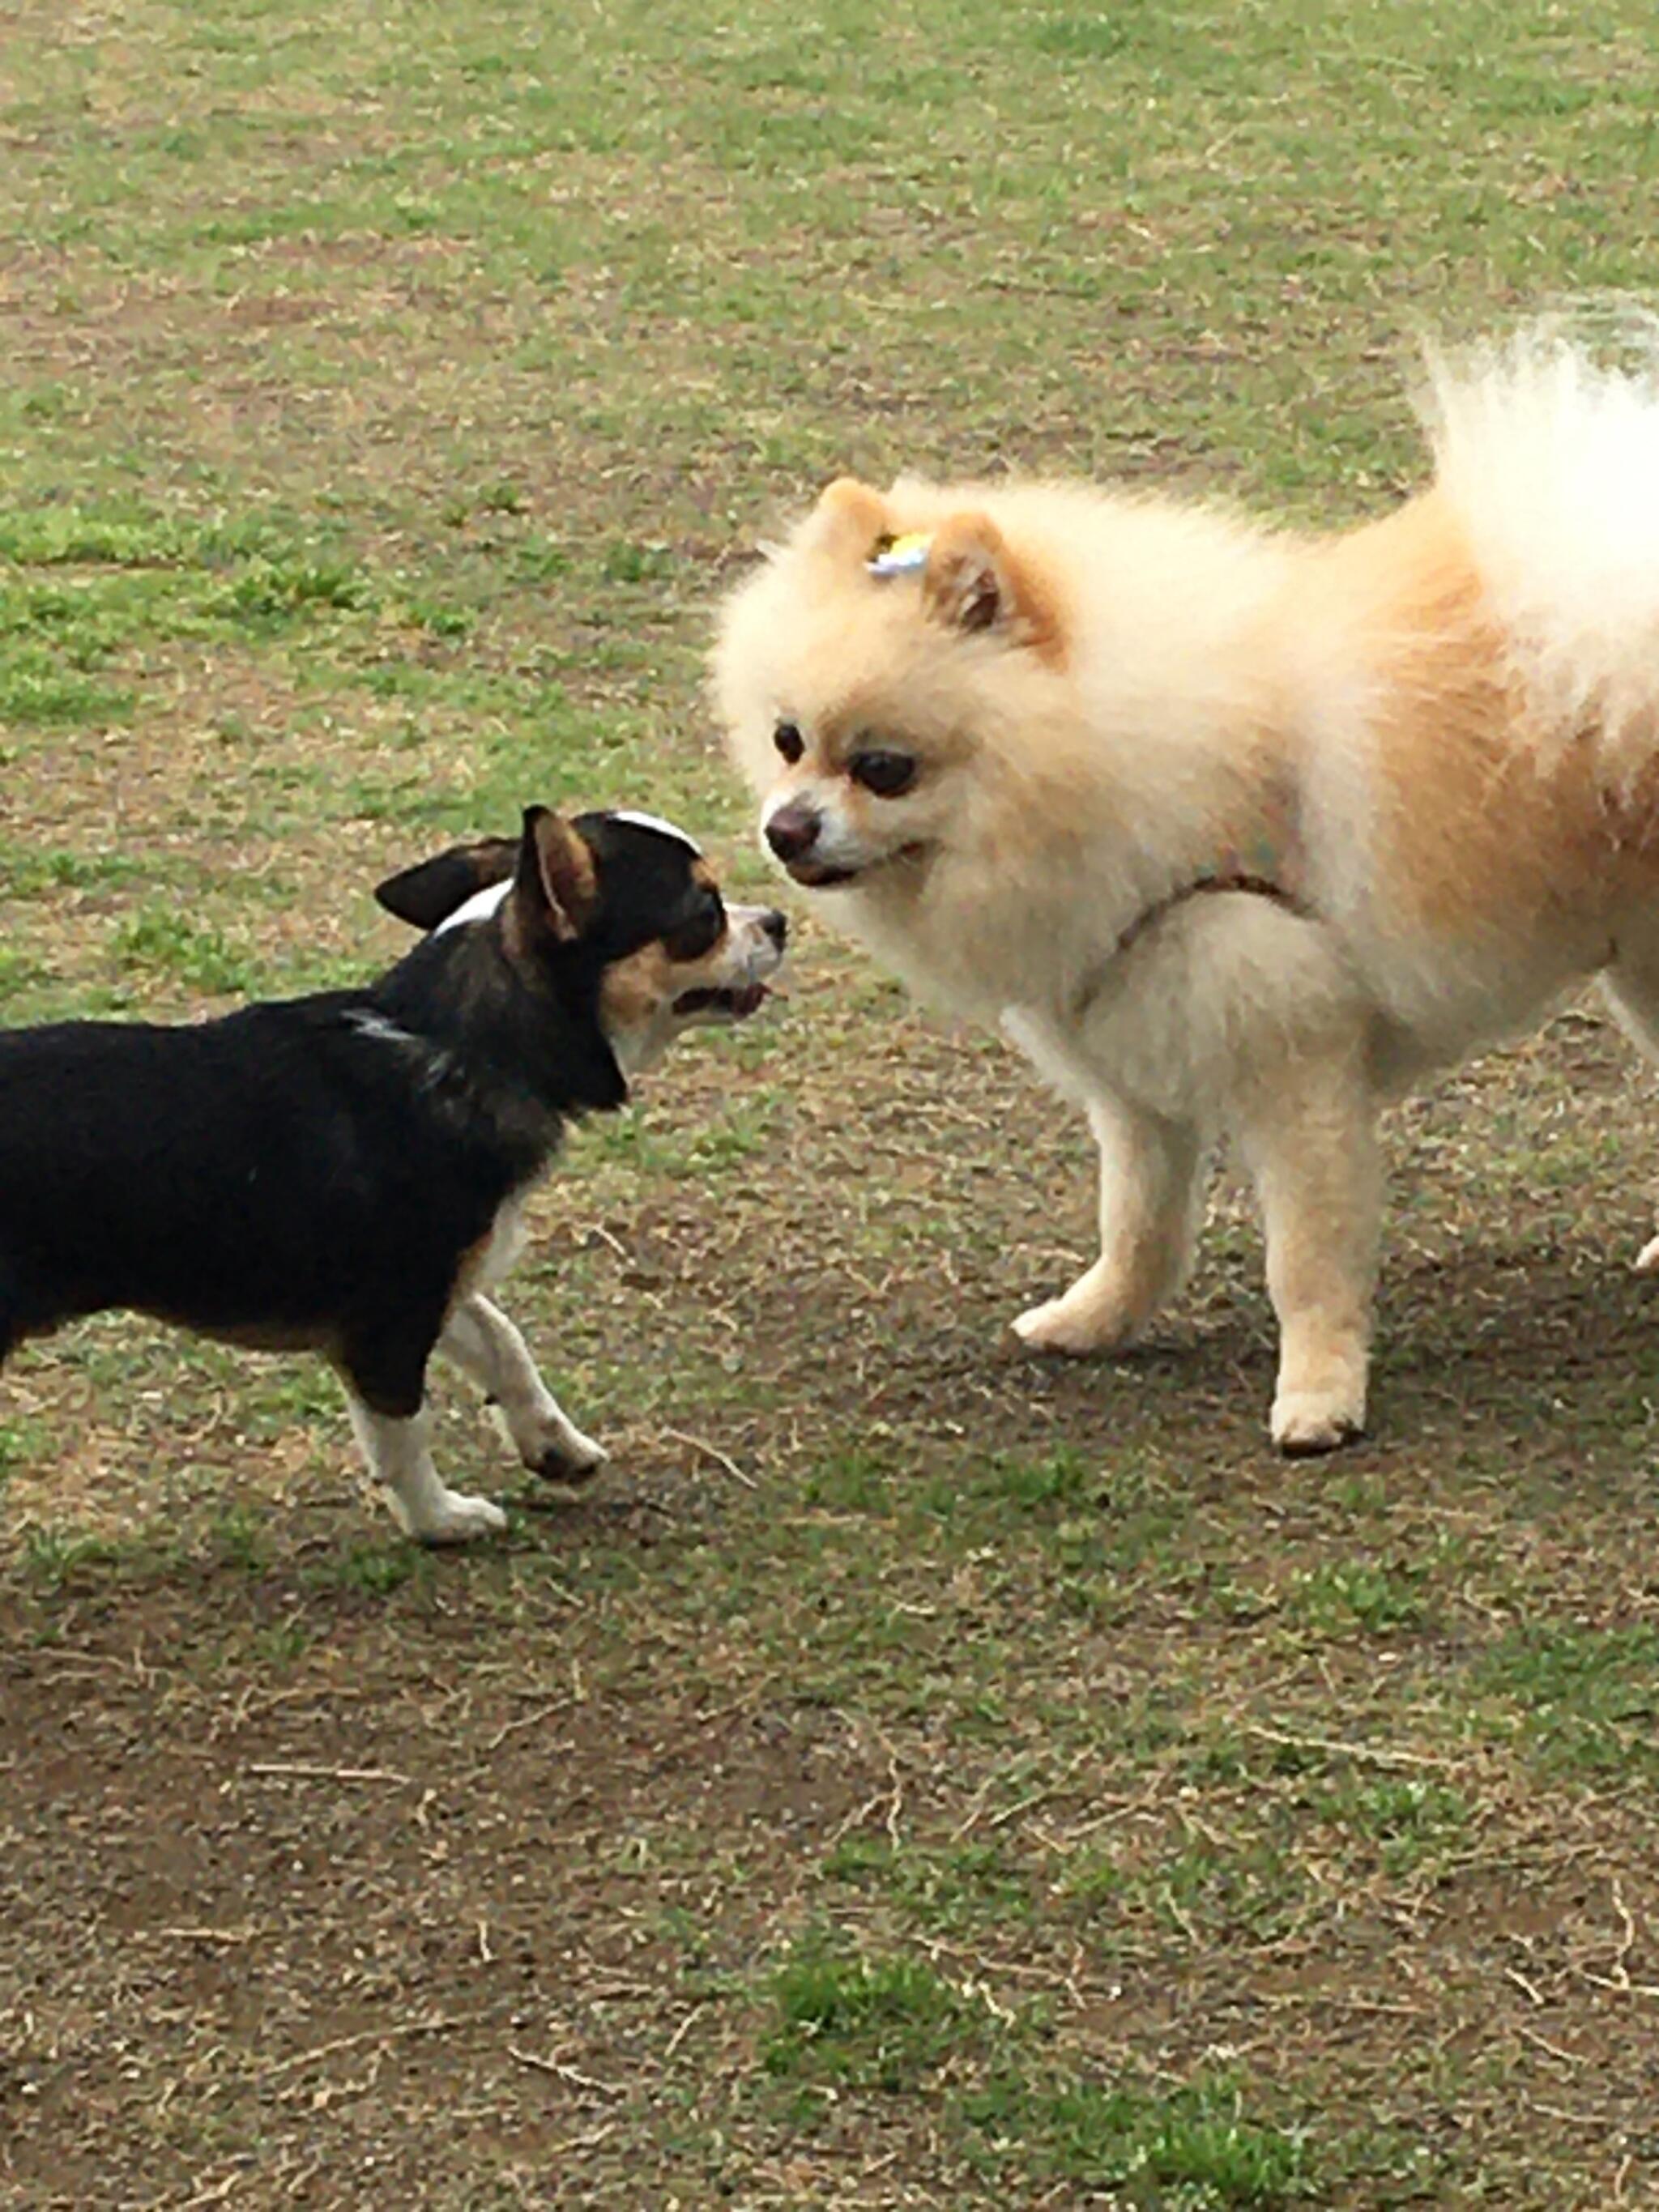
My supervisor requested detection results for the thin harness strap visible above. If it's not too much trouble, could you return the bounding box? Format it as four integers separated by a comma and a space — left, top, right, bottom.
1075, 872, 1316, 1016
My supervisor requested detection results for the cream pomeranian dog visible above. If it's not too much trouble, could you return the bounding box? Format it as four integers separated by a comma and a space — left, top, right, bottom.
713, 322, 1659, 1453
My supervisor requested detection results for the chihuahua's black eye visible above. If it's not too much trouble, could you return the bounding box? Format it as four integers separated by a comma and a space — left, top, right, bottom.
849, 748, 917, 798
665, 892, 724, 963
774, 720, 804, 765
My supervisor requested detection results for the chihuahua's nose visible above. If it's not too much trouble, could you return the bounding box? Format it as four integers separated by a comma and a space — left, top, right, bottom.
766, 804, 821, 863
761, 909, 787, 950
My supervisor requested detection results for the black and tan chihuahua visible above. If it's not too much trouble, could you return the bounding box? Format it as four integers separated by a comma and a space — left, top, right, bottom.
0, 807, 784, 1542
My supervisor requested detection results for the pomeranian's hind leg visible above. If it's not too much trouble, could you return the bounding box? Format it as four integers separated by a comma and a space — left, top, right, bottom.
1013, 1094, 1204, 1356
1600, 953, 1659, 1270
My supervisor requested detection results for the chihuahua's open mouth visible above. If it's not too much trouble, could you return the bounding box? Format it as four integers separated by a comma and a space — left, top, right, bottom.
673, 982, 771, 1019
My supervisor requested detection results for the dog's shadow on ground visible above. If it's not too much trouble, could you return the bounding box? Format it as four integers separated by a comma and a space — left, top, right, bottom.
1373, 1235, 1659, 1432
5, 1233, 1648, 1601
866, 1227, 1659, 1490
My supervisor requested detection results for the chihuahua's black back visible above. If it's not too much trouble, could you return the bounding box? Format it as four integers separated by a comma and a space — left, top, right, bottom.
0, 991, 518, 1358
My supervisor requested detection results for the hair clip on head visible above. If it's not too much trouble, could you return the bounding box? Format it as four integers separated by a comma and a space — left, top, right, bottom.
866, 532, 933, 580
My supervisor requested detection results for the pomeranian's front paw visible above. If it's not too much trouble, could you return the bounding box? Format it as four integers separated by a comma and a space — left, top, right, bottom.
391, 1485, 509, 1545
1013, 1297, 1119, 1357
1013, 1267, 1143, 1357
1269, 1388, 1366, 1457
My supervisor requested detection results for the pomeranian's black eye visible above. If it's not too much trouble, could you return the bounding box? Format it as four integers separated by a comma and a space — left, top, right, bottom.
774, 720, 804, 765
848, 748, 917, 798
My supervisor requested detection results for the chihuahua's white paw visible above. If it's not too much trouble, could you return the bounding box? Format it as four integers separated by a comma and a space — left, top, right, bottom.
1635, 1233, 1659, 1273
493, 1404, 607, 1485
1270, 1388, 1365, 1457
530, 1424, 606, 1486
392, 1485, 509, 1545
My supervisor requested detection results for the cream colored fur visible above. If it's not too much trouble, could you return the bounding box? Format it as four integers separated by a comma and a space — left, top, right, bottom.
713, 324, 1659, 1451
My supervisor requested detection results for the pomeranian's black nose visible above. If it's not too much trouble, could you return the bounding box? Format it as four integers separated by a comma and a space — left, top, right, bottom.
761, 910, 787, 949
766, 804, 820, 863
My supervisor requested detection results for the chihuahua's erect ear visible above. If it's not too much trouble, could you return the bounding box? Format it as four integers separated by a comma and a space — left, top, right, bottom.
510, 806, 597, 946
374, 836, 519, 931
804, 475, 893, 562
922, 512, 1062, 661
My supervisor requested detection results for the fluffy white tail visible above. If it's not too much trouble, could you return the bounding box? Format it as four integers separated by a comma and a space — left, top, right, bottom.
1423, 310, 1659, 775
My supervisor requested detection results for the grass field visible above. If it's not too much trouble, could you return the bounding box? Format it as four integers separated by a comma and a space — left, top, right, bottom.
4, 3, 1659, 2204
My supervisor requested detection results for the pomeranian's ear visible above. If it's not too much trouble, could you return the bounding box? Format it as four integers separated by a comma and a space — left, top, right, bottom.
922, 512, 1062, 660
374, 837, 519, 930
803, 475, 893, 561
509, 805, 597, 946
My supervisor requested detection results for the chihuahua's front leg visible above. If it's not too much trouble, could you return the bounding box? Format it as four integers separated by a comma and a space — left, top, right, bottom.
440, 1294, 606, 1484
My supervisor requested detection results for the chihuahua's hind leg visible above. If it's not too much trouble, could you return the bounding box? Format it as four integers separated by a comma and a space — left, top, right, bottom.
0, 1255, 41, 1370
439, 1294, 605, 1485
1013, 1096, 1204, 1356
336, 1332, 507, 1544
342, 1391, 509, 1545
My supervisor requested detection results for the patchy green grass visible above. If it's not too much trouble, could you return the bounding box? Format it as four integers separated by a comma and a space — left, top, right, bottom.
962, 2069, 1324, 2206
15, 1524, 133, 1592
1477, 1621, 1659, 1777
3, 1, 1659, 2206
110, 905, 258, 995
762, 1925, 997, 2095
1286, 1555, 1431, 1637
1316, 1775, 1474, 1880
821, 1834, 1032, 1934
301, 1540, 429, 1600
